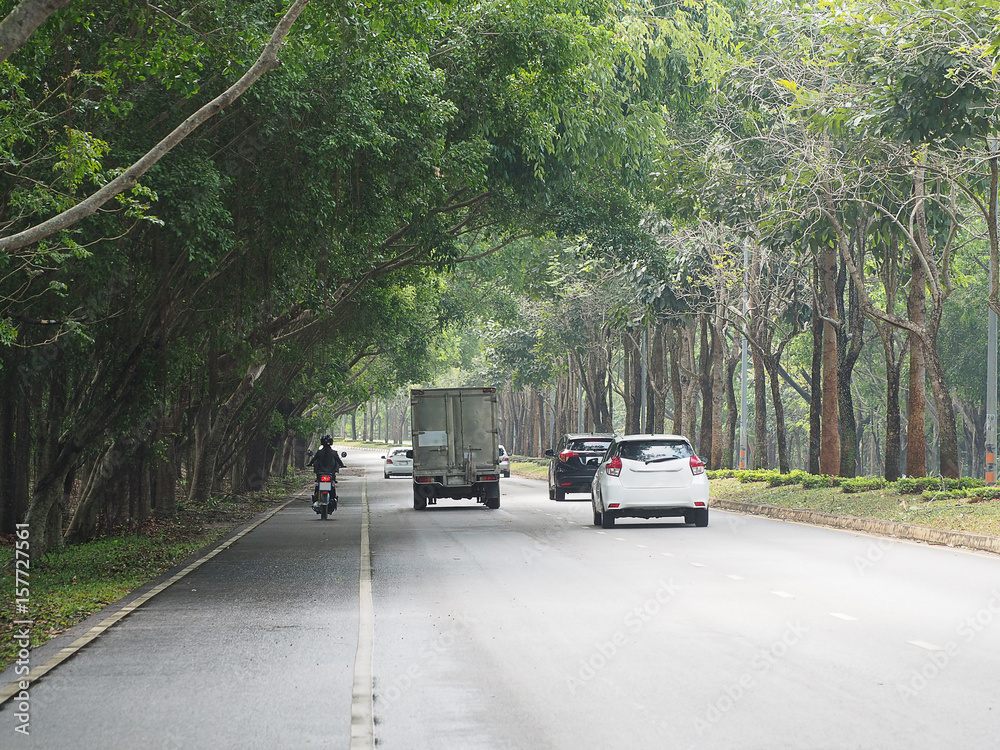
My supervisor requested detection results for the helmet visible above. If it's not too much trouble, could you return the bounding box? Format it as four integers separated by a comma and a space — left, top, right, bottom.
321, 434, 333, 446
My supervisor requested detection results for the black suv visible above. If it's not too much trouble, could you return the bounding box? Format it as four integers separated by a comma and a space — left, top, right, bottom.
545, 433, 615, 501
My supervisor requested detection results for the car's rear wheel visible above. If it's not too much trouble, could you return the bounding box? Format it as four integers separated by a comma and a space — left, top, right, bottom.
694, 508, 709, 527
554, 487, 566, 502
384, 473, 389, 479
601, 509, 615, 528
592, 506, 602, 527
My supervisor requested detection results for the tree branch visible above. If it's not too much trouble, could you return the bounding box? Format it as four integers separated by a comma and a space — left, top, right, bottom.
0, 0, 310, 253
0, 0, 72, 64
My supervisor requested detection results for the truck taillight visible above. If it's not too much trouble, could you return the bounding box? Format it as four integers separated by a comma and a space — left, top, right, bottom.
559, 450, 580, 463
606, 456, 622, 477
690, 456, 706, 475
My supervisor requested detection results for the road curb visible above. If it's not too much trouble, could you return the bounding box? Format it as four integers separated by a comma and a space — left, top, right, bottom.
711, 497, 1000, 555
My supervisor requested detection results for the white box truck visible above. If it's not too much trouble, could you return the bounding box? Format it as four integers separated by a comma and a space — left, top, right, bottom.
410, 387, 501, 510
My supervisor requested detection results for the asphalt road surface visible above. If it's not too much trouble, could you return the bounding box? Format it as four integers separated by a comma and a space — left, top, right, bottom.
4, 448, 1000, 749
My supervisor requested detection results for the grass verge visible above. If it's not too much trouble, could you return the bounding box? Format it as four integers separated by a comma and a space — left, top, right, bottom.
510, 460, 548, 480
0, 473, 310, 673
711, 477, 1000, 537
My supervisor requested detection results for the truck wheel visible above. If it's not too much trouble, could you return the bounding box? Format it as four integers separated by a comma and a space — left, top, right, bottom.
485, 496, 500, 509
413, 492, 428, 511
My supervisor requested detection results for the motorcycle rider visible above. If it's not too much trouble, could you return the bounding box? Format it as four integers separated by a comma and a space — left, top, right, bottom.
308, 434, 344, 503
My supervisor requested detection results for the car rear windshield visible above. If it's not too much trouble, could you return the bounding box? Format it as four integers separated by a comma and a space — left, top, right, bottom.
390, 448, 409, 456
568, 439, 613, 453
617, 440, 693, 462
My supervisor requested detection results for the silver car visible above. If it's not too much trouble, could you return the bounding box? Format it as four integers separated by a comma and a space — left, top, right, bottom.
498, 445, 511, 478
382, 447, 413, 478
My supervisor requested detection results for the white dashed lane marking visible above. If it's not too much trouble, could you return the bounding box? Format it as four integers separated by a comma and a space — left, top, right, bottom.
909, 640, 944, 651
772, 590, 795, 598
830, 613, 858, 621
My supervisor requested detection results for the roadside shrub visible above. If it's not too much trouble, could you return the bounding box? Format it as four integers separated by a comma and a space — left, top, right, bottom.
896, 476, 983, 494
840, 477, 887, 494
921, 490, 967, 502
922, 486, 1000, 502
737, 469, 780, 484
896, 477, 942, 494
800, 474, 843, 489
707, 469, 738, 480
768, 470, 810, 487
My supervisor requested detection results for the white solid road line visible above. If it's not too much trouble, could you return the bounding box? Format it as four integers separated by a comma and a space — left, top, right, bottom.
908, 640, 944, 651
350, 477, 375, 750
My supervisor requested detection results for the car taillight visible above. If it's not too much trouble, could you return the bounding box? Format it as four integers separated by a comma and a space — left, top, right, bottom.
606, 456, 622, 477
559, 450, 580, 463
690, 456, 706, 475
386, 459, 393, 464
320, 475, 332, 482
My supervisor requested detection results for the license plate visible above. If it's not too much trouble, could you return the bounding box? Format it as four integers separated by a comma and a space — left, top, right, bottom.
319, 481, 332, 491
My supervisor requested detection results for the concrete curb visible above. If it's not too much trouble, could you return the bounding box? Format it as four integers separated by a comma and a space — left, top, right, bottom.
711, 498, 1000, 555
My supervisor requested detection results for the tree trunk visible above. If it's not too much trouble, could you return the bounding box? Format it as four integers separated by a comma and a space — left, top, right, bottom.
698, 316, 713, 460
667, 323, 684, 434
906, 252, 927, 477
819, 244, 841, 475
187, 366, 263, 505
709, 324, 726, 469
809, 293, 822, 474
723, 344, 739, 470
837, 255, 865, 477
923, 340, 961, 478
751, 342, 768, 469
0, 364, 31, 533
766, 358, 790, 473
624, 331, 642, 434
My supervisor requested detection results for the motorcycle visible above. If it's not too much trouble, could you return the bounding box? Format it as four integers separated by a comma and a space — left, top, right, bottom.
312, 451, 346, 520
313, 473, 337, 520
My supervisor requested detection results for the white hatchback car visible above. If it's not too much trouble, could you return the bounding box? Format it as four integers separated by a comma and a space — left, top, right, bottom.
382, 446, 413, 478
591, 435, 709, 528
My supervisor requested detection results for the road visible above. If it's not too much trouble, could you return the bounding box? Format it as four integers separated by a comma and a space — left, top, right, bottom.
4, 449, 1000, 748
